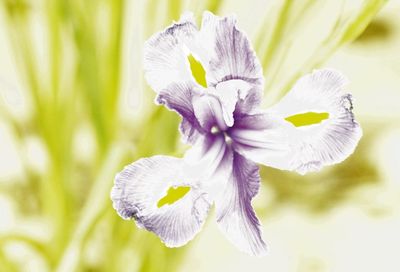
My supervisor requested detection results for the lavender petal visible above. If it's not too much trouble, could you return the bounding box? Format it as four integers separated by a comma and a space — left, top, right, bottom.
156, 81, 204, 144
199, 12, 263, 114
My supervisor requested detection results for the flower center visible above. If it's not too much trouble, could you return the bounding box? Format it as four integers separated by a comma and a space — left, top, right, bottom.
210, 125, 220, 134
211, 125, 232, 144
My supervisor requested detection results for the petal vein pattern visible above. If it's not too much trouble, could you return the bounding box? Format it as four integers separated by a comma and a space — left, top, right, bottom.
111, 156, 211, 247
215, 152, 267, 256
234, 69, 362, 174
112, 11, 362, 256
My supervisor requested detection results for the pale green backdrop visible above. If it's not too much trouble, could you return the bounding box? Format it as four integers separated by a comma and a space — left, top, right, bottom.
1, 0, 400, 271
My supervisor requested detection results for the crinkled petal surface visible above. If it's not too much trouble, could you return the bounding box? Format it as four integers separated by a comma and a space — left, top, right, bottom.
199, 12, 264, 114
233, 69, 362, 174
145, 11, 265, 144
144, 13, 199, 93
111, 155, 211, 247
199, 12, 263, 89
215, 151, 267, 256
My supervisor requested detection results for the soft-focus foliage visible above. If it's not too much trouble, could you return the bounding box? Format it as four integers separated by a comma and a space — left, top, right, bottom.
1, 0, 398, 271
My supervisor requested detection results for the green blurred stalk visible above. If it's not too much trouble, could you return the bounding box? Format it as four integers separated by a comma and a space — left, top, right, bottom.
2, 2, 72, 261
0, 250, 18, 272
277, 0, 388, 96
56, 145, 127, 272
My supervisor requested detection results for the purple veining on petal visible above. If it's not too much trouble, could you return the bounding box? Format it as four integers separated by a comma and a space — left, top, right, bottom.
192, 93, 228, 132
156, 82, 205, 143
198, 12, 264, 115
207, 17, 263, 88
144, 14, 199, 93
184, 133, 229, 182
114, 9, 364, 257
233, 69, 362, 174
215, 151, 267, 256
234, 85, 263, 116
111, 155, 212, 247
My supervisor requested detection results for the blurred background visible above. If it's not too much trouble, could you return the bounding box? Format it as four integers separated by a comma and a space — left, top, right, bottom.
0, 0, 399, 271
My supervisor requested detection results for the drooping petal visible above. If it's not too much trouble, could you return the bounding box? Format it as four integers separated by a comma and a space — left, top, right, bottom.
232, 69, 362, 174
214, 151, 267, 256
111, 155, 211, 247
156, 81, 204, 144
144, 13, 200, 93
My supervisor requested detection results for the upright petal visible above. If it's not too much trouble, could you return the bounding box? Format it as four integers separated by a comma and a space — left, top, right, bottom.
215, 152, 267, 256
197, 12, 264, 113
111, 156, 211, 247
232, 69, 362, 174
199, 12, 263, 88
144, 13, 200, 93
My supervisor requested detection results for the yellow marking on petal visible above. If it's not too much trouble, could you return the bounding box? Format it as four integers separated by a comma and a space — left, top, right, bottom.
285, 112, 330, 127
188, 54, 207, 87
157, 186, 191, 208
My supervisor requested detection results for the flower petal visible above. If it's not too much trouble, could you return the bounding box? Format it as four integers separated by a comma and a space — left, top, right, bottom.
183, 134, 233, 200
199, 12, 263, 89
232, 69, 362, 174
192, 92, 228, 132
111, 155, 211, 247
215, 152, 267, 256
144, 13, 200, 93
195, 12, 264, 115
230, 113, 291, 169
191, 79, 255, 131
213, 79, 254, 126
156, 81, 204, 144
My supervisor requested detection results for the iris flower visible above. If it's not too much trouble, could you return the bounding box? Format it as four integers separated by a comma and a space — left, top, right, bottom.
111, 12, 362, 256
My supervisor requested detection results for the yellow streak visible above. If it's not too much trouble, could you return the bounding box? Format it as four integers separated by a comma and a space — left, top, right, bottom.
285, 112, 329, 127
188, 54, 207, 87
157, 186, 191, 208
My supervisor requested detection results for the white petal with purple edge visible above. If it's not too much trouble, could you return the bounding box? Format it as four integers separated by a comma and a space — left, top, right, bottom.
144, 13, 199, 93
215, 152, 267, 256
234, 69, 362, 174
111, 156, 211, 247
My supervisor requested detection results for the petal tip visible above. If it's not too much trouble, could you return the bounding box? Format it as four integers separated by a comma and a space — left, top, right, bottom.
111, 169, 138, 221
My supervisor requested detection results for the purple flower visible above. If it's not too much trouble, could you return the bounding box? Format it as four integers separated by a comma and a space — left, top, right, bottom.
111, 12, 362, 256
